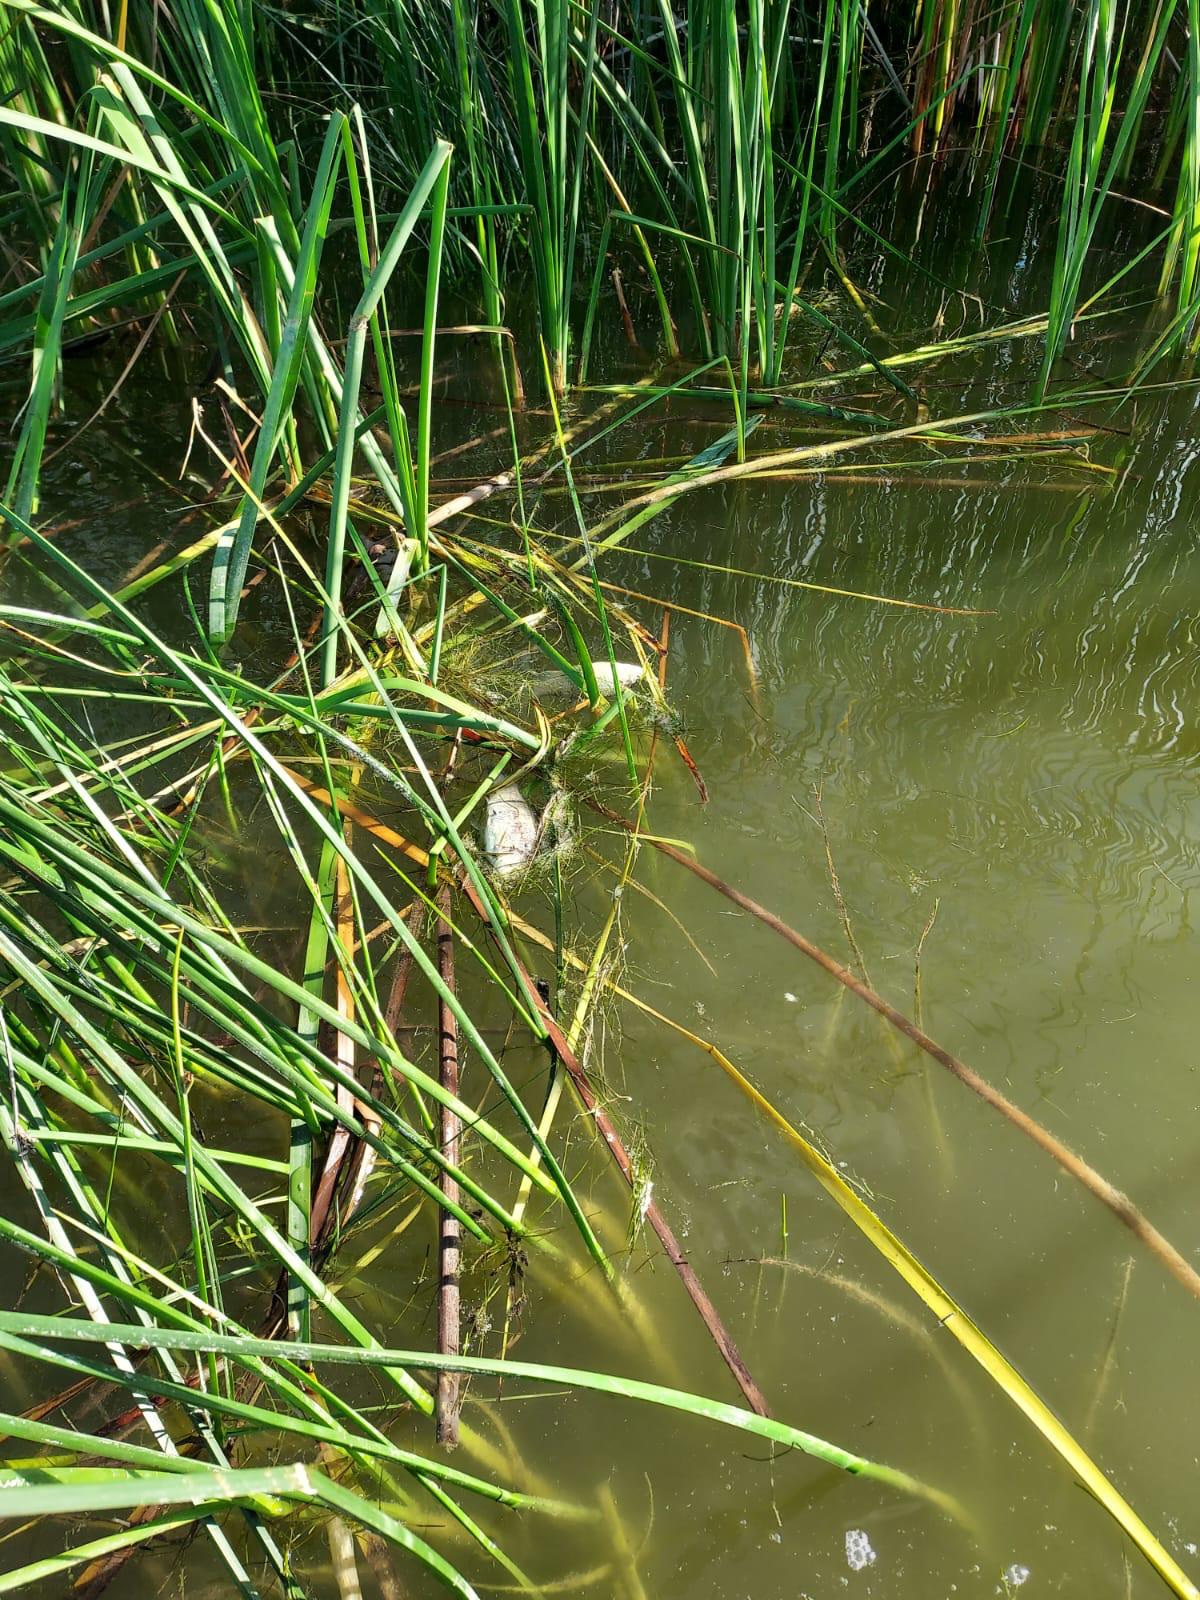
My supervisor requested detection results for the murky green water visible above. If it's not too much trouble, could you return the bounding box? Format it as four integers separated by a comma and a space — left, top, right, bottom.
8, 182, 1200, 1597
580, 411, 1200, 1599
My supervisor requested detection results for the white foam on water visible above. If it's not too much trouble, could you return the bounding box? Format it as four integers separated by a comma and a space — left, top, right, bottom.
1003, 1563, 1031, 1588
844, 1529, 876, 1572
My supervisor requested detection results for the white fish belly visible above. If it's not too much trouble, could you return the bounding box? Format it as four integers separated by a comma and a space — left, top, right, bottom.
482, 784, 539, 876
532, 660, 644, 698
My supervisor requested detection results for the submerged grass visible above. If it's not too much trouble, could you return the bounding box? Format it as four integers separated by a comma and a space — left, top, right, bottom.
0, 0, 1199, 1595
0, 486, 961, 1591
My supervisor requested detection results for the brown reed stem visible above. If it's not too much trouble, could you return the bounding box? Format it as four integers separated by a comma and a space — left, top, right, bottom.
590, 799, 1200, 1306
435, 882, 463, 1447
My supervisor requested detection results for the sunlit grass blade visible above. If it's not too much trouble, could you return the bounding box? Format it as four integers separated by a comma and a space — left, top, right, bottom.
209, 110, 347, 643
322, 138, 452, 684
0, 1311, 963, 1518
652, 1022, 1199, 1600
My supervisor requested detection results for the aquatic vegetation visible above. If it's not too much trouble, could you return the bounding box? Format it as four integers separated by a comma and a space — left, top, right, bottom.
1, 1, 1199, 1596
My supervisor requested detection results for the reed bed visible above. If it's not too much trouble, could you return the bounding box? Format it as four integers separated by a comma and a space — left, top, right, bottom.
0, 1, 1198, 1595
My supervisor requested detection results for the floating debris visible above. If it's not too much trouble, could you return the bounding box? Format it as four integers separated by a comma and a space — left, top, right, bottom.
845, 1529, 877, 1572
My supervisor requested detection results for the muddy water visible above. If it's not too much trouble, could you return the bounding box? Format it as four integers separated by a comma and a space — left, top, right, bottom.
571, 403, 1200, 1598
9, 180, 1200, 1599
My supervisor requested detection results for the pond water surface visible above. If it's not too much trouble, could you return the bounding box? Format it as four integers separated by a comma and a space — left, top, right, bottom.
8, 178, 1200, 1600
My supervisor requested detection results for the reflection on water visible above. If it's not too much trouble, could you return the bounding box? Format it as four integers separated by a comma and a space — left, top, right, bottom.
6, 177, 1200, 1598
572, 235, 1200, 1595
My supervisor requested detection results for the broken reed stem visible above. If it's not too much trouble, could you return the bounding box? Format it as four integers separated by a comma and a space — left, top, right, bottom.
518, 979, 772, 1419
435, 882, 463, 1448
310, 844, 358, 1253
277, 764, 773, 1415
910, 894, 952, 1177
423, 377, 657, 534
611, 268, 639, 350
590, 800, 1200, 1306
1084, 1257, 1135, 1441
913, 897, 941, 1029
380, 903, 430, 1133
812, 781, 870, 985
384, 932, 418, 1035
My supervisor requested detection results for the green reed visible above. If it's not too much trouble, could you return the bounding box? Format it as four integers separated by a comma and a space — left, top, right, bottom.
3, 2, 1200, 1594
5, 0, 1200, 405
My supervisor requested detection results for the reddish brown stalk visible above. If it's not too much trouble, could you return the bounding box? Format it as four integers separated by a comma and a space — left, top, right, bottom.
384, 928, 419, 1035
309, 848, 358, 1251
336, 1102, 384, 1235
73, 1506, 179, 1597
652, 609, 708, 803
309, 1097, 354, 1251
612, 267, 639, 349
20, 1376, 95, 1421
590, 800, 1200, 1305
273, 767, 773, 1413
671, 733, 708, 804
435, 883, 463, 1447
455, 868, 769, 1414
524, 981, 771, 1418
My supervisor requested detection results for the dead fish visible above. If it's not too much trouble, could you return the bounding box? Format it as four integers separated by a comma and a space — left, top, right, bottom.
532, 659, 644, 699
482, 783, 539, 877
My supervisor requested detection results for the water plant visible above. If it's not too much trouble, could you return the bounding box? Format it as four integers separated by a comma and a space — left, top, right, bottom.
3, 1, 1200, 1595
